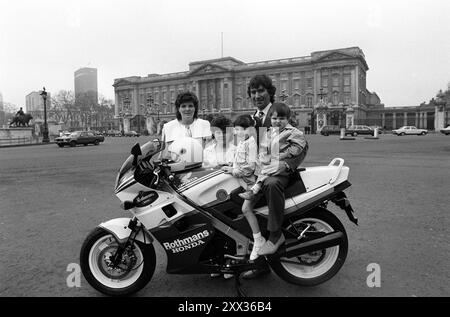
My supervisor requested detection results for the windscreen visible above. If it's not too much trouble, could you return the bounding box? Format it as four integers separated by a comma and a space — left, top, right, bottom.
115, 140, 163, 188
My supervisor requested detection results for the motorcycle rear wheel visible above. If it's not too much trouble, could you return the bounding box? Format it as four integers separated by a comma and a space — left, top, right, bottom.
80, 227, 156, 296
270, 208, 348, 286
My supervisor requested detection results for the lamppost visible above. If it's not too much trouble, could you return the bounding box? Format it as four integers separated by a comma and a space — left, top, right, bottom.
202, 107, 206, 119
39, 87, 49, 143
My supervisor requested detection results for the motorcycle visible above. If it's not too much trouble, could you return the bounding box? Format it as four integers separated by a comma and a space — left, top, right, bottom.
80, 138, 358, 296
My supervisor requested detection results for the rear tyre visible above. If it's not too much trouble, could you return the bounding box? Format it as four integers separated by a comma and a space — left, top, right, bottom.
57, 144, 64, 148
70, 141, 76, 147
420, 131, 426, 135
270, 208, 348, 286
352, 132, 358, 137
80, 227, 156, 296
400, 132, 405, 136
94, 140, 99, 145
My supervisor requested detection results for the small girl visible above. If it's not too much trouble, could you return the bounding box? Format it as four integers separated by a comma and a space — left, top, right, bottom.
221, 114, 266, 261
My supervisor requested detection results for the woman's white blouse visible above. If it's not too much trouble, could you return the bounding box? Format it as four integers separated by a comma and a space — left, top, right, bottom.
161, 118, 211, 143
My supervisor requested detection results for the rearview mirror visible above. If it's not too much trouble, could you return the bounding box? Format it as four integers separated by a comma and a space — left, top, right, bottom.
131, 143, 142, 167
152, 138, 163, 151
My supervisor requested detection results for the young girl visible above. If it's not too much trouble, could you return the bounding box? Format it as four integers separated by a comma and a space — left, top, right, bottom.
221, 114, 266, 261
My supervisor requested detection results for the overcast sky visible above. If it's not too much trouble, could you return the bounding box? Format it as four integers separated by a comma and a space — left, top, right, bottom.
1, 0, 449, 108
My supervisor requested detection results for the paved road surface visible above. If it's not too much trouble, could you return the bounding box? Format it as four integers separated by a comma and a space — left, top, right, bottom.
0, 134, 449, 297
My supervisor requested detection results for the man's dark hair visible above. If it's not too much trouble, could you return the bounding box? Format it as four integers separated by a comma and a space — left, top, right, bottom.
270, 102, 291, 118
233, 114, 256, 129
174, 91, 199, 120
247, 74, 276, 103
211, 115, 232, 133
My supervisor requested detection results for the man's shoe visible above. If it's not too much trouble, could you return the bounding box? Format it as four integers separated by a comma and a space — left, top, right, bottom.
258, 234, 285, 256
238, 190, 255, 200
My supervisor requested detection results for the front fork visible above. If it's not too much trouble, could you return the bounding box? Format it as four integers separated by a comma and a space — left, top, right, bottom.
110, 218, 142, 267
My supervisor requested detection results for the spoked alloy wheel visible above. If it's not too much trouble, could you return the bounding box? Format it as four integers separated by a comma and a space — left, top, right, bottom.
80, 227, 156, 296
270, 208, 348, 286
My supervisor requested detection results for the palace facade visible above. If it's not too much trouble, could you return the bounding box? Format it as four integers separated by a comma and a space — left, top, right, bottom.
113, 47, 449, 134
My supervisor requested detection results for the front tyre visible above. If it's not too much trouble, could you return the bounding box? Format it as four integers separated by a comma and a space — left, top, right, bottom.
80, 227, 156, 296
270, 208, 348, 286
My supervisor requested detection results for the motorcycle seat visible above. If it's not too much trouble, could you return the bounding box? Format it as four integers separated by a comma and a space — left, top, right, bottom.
229, 168, 307, 209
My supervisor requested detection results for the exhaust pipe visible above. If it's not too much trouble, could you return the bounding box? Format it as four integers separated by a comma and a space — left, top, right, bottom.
274, 231, 344, 258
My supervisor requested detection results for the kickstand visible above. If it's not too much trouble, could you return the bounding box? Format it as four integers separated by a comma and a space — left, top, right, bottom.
234, 273, 247, 297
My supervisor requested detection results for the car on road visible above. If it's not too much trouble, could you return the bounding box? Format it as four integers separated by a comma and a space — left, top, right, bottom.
392, 126, 428, 136
440, 126, 450, 135
55, 131, 105, 147
320, 125, 342, 136
124, 130, 140, 137
105, 130, 122, 137
345, 125, 374, 136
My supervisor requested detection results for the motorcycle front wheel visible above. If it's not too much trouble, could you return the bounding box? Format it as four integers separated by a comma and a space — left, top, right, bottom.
270, 208, 348, 286
80, 227, 156, 296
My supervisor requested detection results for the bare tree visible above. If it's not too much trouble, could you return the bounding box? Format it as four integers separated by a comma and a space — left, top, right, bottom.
51, 90, 76, 127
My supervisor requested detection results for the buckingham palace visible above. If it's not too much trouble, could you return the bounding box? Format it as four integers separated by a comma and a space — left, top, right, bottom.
113, 47, 448, 134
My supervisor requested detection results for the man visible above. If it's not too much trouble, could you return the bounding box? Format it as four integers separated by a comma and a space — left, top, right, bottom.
242, 74, 308, 279
16, 107, 24, 117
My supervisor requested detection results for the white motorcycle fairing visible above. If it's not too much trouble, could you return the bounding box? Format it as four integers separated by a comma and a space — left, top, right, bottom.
99, 218, 153, 244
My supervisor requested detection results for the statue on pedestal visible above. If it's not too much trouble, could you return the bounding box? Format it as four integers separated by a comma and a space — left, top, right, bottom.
9, 112, 33, 127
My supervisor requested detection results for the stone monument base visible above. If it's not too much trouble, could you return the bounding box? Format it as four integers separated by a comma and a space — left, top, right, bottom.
0, 128, 35, 146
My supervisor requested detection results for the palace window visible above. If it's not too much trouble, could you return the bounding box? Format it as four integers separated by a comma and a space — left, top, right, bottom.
332, 75, 339, 87
333, 92, 339, 105
294, 79, 300, 90
293, 95, 300, 107
344, 75, 351, 86
306, 95, 313, 108
306, 78, 313, 88
344, 93, 351, 105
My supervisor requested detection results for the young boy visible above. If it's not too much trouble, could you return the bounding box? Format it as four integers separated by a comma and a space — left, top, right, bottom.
239, 102, 308, 200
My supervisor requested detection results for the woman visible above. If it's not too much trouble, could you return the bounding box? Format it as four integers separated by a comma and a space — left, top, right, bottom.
161, 91, 211, 147
203, 115, 236, 168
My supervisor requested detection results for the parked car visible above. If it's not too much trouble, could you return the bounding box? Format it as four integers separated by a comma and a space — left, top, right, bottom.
55, 131, 105, 147
440, 126, 450, 135
320, 125, 342, 136
345, 125, 374, 136
105, 130, 122, 137
124, 130, 140, 137
392, 126, 427, 136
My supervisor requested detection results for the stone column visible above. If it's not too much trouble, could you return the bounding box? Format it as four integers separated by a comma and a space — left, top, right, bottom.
355, 66, 359, 106
313, 70, 318, 103
415, 112, 419, 127
123, 117, 130, 133
115, 92, 120, 117
424, 112, 427, 129
381, 113, 385, 128
392, 112, 396, 130
435, 106, 445, 130
404, 112, 408, 126
220, 79, 224, 110
227, 77, 233, 109
133, 87, 139, 115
